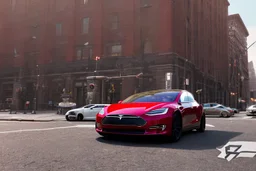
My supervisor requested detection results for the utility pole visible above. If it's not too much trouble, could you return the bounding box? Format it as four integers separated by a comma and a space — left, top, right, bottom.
139, 3, 152, 92
32, 65, 39, 114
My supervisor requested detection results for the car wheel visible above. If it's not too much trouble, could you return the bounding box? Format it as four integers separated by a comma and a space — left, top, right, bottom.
98, 132, 113, 139
77, 114, 84, 121
197, 114, 206, 132
171, 112, 182, 142
221, 112, 229, 118
65, 115, 71, 121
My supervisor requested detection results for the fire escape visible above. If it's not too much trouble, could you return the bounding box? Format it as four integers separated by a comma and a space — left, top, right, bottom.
228, 22, 248, 109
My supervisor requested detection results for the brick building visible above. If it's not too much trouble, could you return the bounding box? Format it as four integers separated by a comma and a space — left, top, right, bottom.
228, 14, 250, 110
0, 0, 230, 110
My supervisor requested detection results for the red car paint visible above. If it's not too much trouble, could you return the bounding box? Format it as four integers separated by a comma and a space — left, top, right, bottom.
95, 89, 204, 137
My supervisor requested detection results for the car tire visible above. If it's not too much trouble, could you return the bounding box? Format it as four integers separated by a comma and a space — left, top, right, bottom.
77, 114, 84, 121
98, 132, 113, 139
65, 115, 71, 121
170, 112, 182, 142
197, 114, 205, 132
221, 112, 229, 118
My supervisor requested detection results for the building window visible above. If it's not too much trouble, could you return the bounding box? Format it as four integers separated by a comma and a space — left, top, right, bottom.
11, 0, 16, 11
82, 17, 90, 34
56, 23, 62, 36
111, 15, 119, 30
76, 49, 82, 60
82, 47, 93, 59
83, 0, 89, 4
76, 46, 93, 60
140, 0, 150, 7
144, 41, 152, 54
111, 45, 122, 56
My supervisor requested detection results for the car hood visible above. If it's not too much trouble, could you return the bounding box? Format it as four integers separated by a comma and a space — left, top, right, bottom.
69, 107, 83, 112
105, 102, 175, 115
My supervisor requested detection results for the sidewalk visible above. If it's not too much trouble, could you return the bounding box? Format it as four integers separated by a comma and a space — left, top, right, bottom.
0, 111, 65, 122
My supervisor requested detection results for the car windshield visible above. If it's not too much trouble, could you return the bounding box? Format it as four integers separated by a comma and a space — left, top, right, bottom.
122, 91, 180, 103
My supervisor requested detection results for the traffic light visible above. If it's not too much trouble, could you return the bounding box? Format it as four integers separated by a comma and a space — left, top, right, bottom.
89, 83, 95, 90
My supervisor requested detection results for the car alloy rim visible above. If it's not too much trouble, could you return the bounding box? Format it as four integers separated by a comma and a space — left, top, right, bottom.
223, 112, 227, 117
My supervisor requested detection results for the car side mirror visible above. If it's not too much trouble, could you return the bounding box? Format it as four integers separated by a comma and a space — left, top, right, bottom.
118, 100, 123, 104
90, 107, 94, 110
178, 102, 182, 105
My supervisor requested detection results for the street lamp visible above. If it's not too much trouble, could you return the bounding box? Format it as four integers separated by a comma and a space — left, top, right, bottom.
247, 40, 256, 50
196, 89, 202, 104
184, 59, 189, 90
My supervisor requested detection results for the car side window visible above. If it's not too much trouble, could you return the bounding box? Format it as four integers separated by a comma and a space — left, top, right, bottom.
179, 92, 189, 103
84, 104, 94, 108
93, 105, 105, 108
187, 93, 195, 102
217, 106, 224, 109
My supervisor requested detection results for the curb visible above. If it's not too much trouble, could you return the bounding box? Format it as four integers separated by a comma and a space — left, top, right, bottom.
0, 118, 65, 122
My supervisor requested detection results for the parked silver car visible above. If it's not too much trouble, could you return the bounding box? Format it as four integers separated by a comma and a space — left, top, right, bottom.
65, 104, 110, 121
246, 105, 256, 116
203, 104, 234, 118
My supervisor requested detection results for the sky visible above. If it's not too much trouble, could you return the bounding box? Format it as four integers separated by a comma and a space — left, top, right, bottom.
229, 0, 256, 68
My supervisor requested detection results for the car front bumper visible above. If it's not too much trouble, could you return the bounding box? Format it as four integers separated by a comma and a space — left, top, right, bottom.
95, 114, 173, 136
65, 112, 77, 120
246, 110, 256, 115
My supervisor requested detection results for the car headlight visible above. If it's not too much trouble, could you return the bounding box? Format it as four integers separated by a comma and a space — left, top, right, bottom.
98, 108, 105, 115
67, 111, 76, 115
146, 108, 168, 115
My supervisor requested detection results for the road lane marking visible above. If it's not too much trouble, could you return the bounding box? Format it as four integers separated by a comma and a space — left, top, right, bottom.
242, 116, 253, 119
206, 124, 215, 128
0, 125, 94, 134
217, 141, 256, 161
76, 125, 95, 128
0, 123, 214, 134
207, 117, 256, 121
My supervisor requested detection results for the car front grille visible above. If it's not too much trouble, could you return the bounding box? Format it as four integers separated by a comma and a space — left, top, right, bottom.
102, 128, 145, 135
101, 115, 146, 126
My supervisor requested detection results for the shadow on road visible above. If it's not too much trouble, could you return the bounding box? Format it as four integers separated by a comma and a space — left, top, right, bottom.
96, 130, 242, 150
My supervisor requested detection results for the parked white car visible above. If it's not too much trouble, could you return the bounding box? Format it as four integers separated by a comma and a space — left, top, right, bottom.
246, 105, 256, 116
65, 104, 110, 121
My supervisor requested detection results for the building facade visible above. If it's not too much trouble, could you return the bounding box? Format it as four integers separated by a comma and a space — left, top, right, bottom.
0, 0, 230, 110
228, 14, 250, 110
248, 61, 256, 105
249, 61, 256, 91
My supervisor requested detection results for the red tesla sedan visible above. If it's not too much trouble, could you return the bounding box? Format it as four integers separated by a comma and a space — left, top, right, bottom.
95, 89, 205, 142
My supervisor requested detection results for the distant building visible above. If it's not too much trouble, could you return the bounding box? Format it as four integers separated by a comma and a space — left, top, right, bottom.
228, 14, 250, 110
248, 61, 256, 104
0, 0, 230, 110
249, 61, 256, 91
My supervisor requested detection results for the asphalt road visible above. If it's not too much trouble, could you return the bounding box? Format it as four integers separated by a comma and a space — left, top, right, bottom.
0, 114, 256, 171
